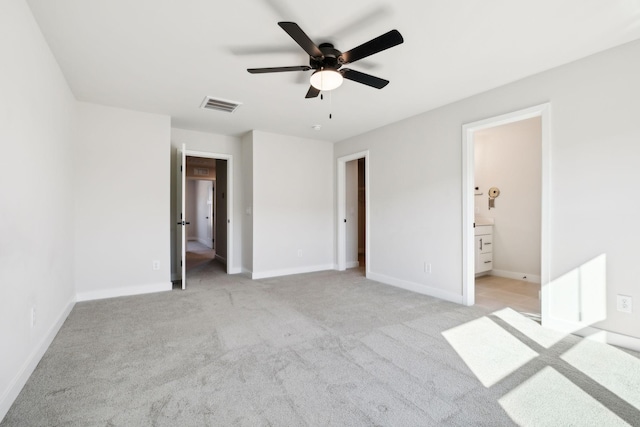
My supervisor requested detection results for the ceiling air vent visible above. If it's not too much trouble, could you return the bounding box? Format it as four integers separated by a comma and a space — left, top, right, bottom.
200, 96, 242, 113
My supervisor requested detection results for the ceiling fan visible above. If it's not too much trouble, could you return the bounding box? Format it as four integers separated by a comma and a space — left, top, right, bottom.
247, 22, 404, 98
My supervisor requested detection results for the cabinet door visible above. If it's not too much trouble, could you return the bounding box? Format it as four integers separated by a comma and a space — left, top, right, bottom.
478, 253, 493, 273
475, 235, 493, 273
479, 234, 493, 254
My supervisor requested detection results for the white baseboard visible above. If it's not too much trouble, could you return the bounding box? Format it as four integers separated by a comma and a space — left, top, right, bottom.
76, 282, 172, 302
215, 254, 227, 265
367, 272, 463, 304
577, 327, 640, 352
0, 298, 75, 421
490, 269, 541, 284
544, 316, 640, 352
252, 264, 335, 280
346, 261, 360, 269
197, 237, 213, 248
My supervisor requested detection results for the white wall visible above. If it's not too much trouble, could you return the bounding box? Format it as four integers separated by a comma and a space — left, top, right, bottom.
170, 128, 243, 275
345, 160, 359, 267
252, 131, 334, 278
0, 0, 76, 419
335, 39, 640, 339
74, 103, 171, 300
475, 117, 542, 280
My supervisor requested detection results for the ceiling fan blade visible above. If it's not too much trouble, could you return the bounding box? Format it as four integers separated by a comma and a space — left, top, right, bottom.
305, 86, 320, 98
340, 29, 403, 64
247, 66, 311, 74
278, 22, 324, 59
340, 68, 389, 89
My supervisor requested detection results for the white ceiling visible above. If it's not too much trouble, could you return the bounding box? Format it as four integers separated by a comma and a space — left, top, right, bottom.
26, 0, 640, 142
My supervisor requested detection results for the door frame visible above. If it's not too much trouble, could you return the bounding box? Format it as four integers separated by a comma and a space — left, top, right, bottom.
461, 103, 551, 321
178, 148, 234, 281
210, 180, 215, 250
337, 150, 370, 274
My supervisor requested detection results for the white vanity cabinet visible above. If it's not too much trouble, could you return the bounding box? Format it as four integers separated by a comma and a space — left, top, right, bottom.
475, 225, 493, 274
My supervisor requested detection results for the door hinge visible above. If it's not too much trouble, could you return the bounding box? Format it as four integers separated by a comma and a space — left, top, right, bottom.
180, 165, 183, 172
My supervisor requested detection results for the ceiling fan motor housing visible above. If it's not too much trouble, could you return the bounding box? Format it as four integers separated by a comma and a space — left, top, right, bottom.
310, 43, 343, 71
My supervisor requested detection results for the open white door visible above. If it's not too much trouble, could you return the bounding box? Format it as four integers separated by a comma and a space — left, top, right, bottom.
179, 145, 187, 289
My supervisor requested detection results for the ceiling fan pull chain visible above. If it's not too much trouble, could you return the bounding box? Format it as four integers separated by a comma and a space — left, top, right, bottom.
329, 90, 333, 119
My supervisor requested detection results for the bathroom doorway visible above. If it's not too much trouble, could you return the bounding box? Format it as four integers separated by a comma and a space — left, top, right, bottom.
473, 117, 542, 315
462, 104, 550, 320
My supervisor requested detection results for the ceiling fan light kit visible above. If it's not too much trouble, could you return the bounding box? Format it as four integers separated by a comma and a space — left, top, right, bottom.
310, 69, 343, 91
247, 21, 403, 98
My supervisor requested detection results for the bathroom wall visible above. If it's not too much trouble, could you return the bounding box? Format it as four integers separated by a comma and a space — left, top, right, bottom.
474, 117, 542, 281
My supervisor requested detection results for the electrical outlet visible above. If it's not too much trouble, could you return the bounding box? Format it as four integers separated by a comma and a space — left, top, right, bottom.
617, 295, 632, 314
152, 260, 160, 271
424, 262, 432, 274
31, 307, 36, 328
297, 250, 302, 258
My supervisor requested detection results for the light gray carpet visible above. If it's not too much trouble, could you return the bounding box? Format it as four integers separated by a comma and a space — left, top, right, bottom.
3, 262, 639, 426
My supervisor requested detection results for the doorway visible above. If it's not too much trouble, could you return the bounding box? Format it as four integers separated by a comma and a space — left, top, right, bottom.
345, 158, 366, 270
176, 147, 234, 289
185, 159, 216, 270
473, 117, 542, 315
337, 151, 370, 274
462, 104, 550, 323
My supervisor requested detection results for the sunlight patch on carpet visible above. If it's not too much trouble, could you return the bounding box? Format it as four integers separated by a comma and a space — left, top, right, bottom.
562, 338, 640, 410
493, 307, 566, 349
442, 316, 538, 387
499, 366, 630, 426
